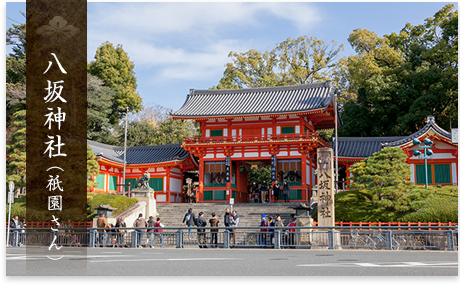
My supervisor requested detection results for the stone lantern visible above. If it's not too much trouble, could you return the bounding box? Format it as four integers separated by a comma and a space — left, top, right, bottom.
93, 204, 118, 218
291, 203, 315, 248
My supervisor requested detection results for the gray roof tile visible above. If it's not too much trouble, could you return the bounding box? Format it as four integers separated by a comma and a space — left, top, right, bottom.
171, 81, 335, 118
333, 137, 405, 158
87, 140, 190, 165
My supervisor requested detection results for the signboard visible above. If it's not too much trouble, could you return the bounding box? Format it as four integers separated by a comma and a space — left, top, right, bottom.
229, 198, 234, 205
452, 128, 458, 144
317, 147, 335, 227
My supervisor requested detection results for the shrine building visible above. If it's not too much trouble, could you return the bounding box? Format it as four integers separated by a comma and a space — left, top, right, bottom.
170, 81, 338, 203
87, 140, 198, 203
88, 82, 457, 204
334, 116, 458, 189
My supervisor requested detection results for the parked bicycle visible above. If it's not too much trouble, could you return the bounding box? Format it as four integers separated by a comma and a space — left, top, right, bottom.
371, 231, 407, 250
348, 230, 376, 249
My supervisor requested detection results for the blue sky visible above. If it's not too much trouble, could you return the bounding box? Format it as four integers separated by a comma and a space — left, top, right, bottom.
6, 1, 457, 113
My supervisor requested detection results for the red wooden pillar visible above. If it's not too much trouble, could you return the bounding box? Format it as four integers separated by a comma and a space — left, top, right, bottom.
165, 166, 171, 203
198, 159, 204, 202
301, 153, 307, 202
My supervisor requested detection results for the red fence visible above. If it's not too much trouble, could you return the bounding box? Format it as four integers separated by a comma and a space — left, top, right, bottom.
327, 221, 458, 230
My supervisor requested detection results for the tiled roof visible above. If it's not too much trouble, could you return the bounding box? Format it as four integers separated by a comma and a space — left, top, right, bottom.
87, 140, 191, 165
171, 81, 336, 118
333, 137, 405, 158
334, 117, 453, 158
382, 116, 451, 147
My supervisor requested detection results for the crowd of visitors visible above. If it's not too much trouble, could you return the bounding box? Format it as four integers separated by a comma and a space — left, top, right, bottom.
249, 180, 290, 203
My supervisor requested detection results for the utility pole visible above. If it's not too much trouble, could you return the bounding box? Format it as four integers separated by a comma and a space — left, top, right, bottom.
116, 107, 130, 196
334, 94, 339, 193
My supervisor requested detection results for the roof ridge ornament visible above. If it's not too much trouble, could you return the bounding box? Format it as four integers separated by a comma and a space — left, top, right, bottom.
427, 115, 435, 123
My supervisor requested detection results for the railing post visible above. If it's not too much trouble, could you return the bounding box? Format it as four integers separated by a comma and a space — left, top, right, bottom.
385, 230, 392, 250
131, 231, 138, 248
328, 229, 335, 250
274, 230, 281, 249
13, 231, 19, 247
224, 230, 229, 249
89, 230, 95, 248
446, 230, 454, 251
176, 230, 183, 248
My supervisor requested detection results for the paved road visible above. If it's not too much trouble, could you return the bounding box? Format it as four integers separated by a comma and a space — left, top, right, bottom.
6, 246, 458, 276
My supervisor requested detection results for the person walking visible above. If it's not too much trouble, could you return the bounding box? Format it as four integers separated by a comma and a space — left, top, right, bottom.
195, 212, 207, 248
260, 180, 268, 203
152, 217, 164, 248
96, 213, 109, 247
282, 181, 290, 202
9, 215, 21, 246
209, 212, 219, 248
133, 213, 148, 248
272, 181, 280, 202
146, 216, 155, 247
229, 210, 239, 246
251, 182, 259, 203
267, 216, 275, 246
114, 217, 126, 247
259, 214, 268, 248
287, 217, 297, 248
182, 208, 196, 240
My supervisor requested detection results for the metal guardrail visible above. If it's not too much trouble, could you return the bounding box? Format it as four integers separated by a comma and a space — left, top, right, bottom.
6, 226, 458, 251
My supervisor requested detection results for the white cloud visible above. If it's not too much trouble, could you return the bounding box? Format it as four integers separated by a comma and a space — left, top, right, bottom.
87, 2, 323, 83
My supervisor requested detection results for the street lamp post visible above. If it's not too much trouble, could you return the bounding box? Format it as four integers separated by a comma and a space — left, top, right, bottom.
412, 138, 434, 189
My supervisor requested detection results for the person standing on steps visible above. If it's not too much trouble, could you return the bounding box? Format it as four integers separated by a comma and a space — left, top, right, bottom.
182, 208, 196, 240
282, 181, 290, 202
260, 180, 268, 203
272, 181, 280, 202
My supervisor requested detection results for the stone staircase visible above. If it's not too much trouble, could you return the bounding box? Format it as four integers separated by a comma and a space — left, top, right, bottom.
156, 202, 299, 228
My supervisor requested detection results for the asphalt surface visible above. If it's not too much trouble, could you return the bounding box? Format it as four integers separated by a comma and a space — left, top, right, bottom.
6, 246, 458, 276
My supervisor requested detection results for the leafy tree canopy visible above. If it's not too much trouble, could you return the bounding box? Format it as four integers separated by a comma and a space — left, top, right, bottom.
214, 35, 344, 91
88, 41, 143, 124
340, 4, 458, 136
6, 110, 26, 189
348, 147, 430, 214
87, 145, 100, 188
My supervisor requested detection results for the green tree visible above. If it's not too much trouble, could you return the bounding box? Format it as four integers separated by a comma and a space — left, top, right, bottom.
215, 35, 344, 89
340, 5, 458, 136
6, 17, 27, 142
6, 110, 26, 189
87, 74, 118, 144
348, 147, 429, 217
87, 145, 100, 188
247, 165, 271, 187
88, 41, 143, 124
116, 106, 198, 147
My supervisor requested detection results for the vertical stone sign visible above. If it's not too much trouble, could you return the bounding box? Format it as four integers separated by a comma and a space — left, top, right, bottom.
317, 147, 335, 227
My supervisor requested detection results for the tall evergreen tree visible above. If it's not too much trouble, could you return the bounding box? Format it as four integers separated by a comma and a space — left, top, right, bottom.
88, 41, 143, 124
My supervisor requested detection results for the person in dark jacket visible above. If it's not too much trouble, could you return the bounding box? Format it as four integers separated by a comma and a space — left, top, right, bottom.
182, 208, 196, 240
224, 208, 230, 228
145, 216, 155, 246
195, 212, 207, 248
260, 180, 268, 203
282, 181, 290, 202
114, 217, 126, 247
268, 216, 275, 246
259, 214, 268, 247
272, 181, 280, 202
209, 212, 219, 248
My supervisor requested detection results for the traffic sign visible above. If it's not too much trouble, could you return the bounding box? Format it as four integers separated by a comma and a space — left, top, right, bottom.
9, 181, 14, 192
8, 192, 14, 204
